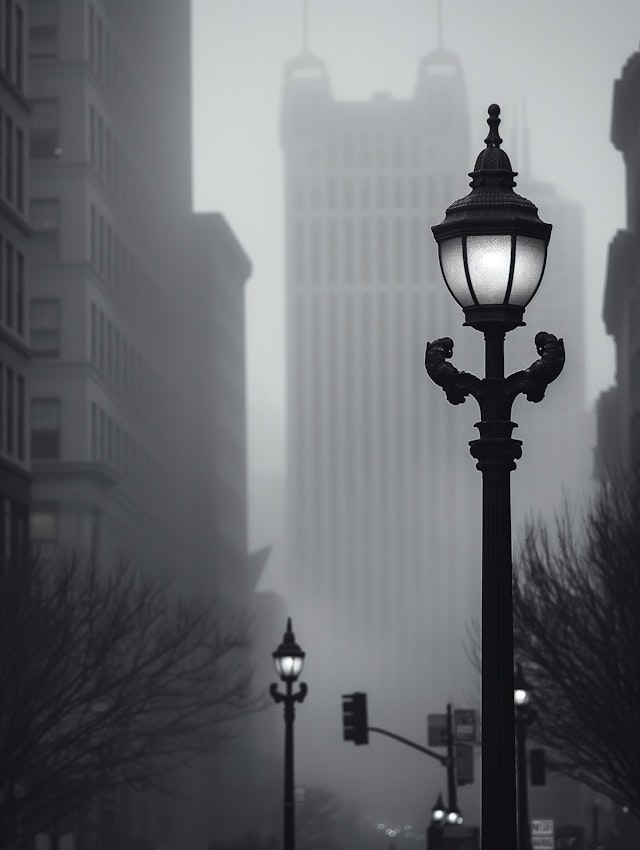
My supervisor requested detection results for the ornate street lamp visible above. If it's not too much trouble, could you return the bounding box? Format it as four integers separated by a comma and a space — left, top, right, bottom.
270, 618, 308, 850
514, 663, 536, 850
426, 104, 565, 850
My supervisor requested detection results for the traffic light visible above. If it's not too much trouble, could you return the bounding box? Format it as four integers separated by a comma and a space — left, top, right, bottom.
530, 748, 546, 786
342, 692, 369, 745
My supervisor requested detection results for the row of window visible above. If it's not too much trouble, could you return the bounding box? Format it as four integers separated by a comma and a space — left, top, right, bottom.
0, 107, 26, 213
30, 197, 59, 261
1, 0, 25, 90
292, 216, 435, 287
30, 98, 61, 159
29, 0, 58, 59
0, 234, 25, 337
30, 296, 60, 356
91, 400, 165, 510
90, 303, 156, 411
88, 102, 138, 203
0, 495, 28, 565
293, 132, 423, 172
30, 396, 59, 459
0, 361, 26, 462
292, 174, 454, 212
87, 1, 121, 91
89, 203, 153, 316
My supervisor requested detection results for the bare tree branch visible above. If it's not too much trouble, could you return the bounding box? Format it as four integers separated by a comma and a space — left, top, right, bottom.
0, 553, 263, 844
512, 468, 640, 818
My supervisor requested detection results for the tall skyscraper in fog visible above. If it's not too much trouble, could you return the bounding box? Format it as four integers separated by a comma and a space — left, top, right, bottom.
282, 46, 481, 748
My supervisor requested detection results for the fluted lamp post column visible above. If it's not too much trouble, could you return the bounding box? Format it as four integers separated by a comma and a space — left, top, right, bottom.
270, 618, 308, 850
425, 104, 565, 850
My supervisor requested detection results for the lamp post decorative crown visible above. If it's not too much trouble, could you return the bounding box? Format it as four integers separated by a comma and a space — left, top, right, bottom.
431, 104, 552, 332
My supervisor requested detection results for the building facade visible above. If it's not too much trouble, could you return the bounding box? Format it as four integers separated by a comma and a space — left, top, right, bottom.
596, 46, 640, 473
27, 0, 251, 592
25, 1, 259, 848
0, 0, 30, 566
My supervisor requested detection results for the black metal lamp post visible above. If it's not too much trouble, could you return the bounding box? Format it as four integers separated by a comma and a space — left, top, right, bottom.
514, 663, 536, 850
270, 618, 308, 850
426, 104, 565, 850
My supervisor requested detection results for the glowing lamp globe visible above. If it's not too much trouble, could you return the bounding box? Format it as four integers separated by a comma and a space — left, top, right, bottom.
272, 617, 306, 682
432, 104, 552, 332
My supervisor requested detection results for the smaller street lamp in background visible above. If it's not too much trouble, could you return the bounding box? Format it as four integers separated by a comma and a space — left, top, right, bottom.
270, 618, 308, 850
514, 662, 536, 850
431, 793, 446, 827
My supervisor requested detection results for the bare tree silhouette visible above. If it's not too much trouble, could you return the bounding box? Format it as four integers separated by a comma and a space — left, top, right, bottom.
0, 554, 260, 845
513, 468, 640, 818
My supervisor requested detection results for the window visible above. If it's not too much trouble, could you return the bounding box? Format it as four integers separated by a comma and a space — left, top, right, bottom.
16, 375, 24, 461
15, 5, 23, 89
29, 0, 58, 58
30, 398, 61, 459
5, 241, 13, 326
30, 99, 60, 158
30, 505, 58, 542
4, 114, 13, 202
3, 0, 12, 77
30, 298, 61, 356
16, 251, 23, 335
5, 368, 13, 453
30, 198, 60, 260
4, 499, 11, 562
16, 127, 23, 209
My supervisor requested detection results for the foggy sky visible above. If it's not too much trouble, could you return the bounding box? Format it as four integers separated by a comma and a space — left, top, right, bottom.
193, 0, 640, 495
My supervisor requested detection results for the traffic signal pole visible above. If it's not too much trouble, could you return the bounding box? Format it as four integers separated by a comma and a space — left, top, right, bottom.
366, 725, 447, 766
342, 693, 465, 822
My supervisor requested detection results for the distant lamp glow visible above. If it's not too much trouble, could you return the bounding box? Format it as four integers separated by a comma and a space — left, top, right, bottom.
272, 617, 305, 682
446, 809, 461, 825
431, 793, 445, 825
514, 662, 531, 707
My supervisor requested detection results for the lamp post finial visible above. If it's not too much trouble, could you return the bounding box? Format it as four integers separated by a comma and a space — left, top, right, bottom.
485, 104, 502, 148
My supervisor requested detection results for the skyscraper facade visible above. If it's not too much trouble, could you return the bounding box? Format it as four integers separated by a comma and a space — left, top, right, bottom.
282, 48, 481, 800
0, 0, 30, 567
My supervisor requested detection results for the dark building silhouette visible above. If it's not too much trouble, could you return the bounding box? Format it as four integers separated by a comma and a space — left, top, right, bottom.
596, 44, 640, 473
0, 0, 30, 566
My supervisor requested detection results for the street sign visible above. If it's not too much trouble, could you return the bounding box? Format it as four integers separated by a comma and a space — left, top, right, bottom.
428, 713, 448, 747
454, 709, 477, 742
531, 819, 554, 850
455, 742, 474, 785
